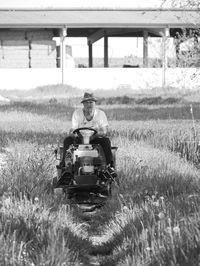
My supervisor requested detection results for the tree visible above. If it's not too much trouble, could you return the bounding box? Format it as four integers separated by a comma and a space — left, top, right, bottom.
162, 0, 200, 8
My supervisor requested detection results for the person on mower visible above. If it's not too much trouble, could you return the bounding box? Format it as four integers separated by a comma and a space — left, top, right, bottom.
61, 92, 114, 170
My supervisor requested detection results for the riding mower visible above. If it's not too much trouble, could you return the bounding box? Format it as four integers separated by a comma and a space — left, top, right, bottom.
53, 127, 117, 202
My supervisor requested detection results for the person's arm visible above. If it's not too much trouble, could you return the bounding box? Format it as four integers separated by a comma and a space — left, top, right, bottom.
68, 110, 79, 135
96, 110, 109, 136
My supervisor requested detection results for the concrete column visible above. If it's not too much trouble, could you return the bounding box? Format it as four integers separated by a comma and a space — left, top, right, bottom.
194, 34, 198, 60
143, 30, 148, 67
60, 27, 67, 84
88, 41, 93, 67
104, 35, 108, 67
162, 27, 170, 88
174, 38, 180, 67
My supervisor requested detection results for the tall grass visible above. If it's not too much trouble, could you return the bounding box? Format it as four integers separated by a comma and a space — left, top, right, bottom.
84, 138, 200, 265
0, 195, 88, 265
1, 100, 200, 121
1, 136, 200, 265
110, 120, 200, 165
0, 141, 90, 265
1, 108, 200, 164
0, 142, 56, 199
0, 103, 200, 265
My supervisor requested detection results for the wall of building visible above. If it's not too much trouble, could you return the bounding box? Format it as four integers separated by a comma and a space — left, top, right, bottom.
0, 30, 57, 68
0, 68, 199, 92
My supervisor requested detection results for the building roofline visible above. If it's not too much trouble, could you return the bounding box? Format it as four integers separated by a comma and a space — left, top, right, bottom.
0, 9, 199, 29
0, 7, 199, 12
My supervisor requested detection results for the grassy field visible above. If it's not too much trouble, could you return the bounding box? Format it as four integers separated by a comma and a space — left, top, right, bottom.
0, 101, 200, 265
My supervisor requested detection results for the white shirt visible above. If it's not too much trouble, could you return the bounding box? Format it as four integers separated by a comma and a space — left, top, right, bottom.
72, 108, 108, 130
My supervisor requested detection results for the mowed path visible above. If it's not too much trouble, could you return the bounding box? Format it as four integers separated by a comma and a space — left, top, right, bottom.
1, 138, 199, 265
0, 152, 7, 169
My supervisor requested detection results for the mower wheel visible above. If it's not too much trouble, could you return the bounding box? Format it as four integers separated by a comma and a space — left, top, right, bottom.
52, 176, 58, 188
103, 183, 112, 197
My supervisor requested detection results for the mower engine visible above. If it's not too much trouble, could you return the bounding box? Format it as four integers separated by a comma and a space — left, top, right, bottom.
73, 144, 99, 175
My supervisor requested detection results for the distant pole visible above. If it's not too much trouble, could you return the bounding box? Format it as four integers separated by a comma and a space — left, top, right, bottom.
143, 30, 148, 67
60, 27, 67, 84
162, 27, 169, 88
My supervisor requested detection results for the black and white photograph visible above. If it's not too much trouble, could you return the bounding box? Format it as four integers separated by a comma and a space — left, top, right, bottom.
0, 0, 200, 265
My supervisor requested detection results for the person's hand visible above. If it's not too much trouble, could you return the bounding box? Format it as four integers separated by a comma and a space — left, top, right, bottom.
68, 128, 75, 137
96, 132, 104, 137
97, 126, 108, 137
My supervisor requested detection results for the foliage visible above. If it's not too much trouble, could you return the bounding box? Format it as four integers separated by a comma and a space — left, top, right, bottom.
110, 120, 200, 165
0, 102, 200, 264
174, 28, 200, 68
0, 142, 56, 199
97, 96, 181, 105
167, 0, 200, 8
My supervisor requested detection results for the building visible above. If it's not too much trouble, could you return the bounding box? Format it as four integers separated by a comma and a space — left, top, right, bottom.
0, 1, 200, 90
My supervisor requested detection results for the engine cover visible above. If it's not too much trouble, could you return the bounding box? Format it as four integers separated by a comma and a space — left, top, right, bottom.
73, 145, 98, 160
74, 174, 98, 185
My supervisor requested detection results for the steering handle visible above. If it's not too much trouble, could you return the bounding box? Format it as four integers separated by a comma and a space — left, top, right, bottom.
73, 127, 97, 135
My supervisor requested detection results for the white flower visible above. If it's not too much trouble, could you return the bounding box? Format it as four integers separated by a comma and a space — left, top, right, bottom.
146, 247, 151, 251
165, 226, 171, 234
4, 197, 12, 206
158, 212, 165, 220
173, 226, 180, 234
34, 197, 39, 203
153, 201, 159, 207
123, 206, 129, 212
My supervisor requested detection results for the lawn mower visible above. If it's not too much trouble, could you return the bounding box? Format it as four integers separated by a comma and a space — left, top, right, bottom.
53, 127, 117, 204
